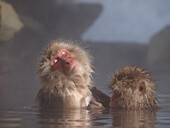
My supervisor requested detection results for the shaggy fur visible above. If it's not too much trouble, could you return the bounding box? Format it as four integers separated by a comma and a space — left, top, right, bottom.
110, 66, 158, 109
37, 40, 93, 108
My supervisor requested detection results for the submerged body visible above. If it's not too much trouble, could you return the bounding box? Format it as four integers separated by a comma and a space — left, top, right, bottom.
110, 66, 158, 109
37, 40, 94, 108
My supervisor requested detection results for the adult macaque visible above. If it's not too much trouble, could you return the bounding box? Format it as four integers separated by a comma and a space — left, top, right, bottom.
37, 40, 106, 109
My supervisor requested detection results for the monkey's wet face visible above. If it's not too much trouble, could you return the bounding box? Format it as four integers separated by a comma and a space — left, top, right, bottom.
110, 66, 158, 109
51, 49, 80, 75
110, 80, 157, 109
38, 41, 93, 88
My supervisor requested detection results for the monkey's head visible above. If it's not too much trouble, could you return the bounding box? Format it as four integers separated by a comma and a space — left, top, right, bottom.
38, 40, 93, 88
110, 66, 158, 109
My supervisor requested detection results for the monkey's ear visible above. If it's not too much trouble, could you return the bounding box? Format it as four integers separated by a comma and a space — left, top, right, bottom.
137, 81, 146, 95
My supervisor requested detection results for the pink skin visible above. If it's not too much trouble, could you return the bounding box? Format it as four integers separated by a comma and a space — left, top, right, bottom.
110, 91, 120, 108
51, 49, 80, 75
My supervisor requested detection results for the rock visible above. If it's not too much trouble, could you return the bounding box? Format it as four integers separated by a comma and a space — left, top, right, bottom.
147, 26, 170, 67
0, 1, 23, 41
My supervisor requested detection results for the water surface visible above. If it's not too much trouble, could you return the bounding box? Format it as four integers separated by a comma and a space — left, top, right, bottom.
0, 88, 169, 128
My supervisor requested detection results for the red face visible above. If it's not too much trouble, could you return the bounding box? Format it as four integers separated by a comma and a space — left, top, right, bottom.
51, 49, 80, 75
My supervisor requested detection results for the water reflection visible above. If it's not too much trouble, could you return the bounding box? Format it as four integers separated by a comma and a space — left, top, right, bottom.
37, 108, 92, 128
110, 109, 157, 128
0, 111, 22, 127
1, 104, 170, 128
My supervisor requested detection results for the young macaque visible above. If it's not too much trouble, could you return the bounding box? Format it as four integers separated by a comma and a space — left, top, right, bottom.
37, 40, 105, 109
110, 66, 158, 109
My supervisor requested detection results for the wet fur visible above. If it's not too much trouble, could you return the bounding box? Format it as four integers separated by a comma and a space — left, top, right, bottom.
110, 66, 158, 109
37, 40, 93, 108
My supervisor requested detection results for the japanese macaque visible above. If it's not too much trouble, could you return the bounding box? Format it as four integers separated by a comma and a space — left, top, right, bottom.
110, 66, 158, 109
37, 40, 105, 109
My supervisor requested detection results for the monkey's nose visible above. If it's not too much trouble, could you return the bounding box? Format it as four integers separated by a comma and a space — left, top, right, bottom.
61, 58, 71, 65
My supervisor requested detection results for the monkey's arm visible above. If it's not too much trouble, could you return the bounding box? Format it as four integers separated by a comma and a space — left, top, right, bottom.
89, 86, 110, 108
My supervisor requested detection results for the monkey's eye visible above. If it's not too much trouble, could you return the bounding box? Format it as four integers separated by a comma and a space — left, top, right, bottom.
138, 82, 146, 95
139, 86, 143, 92
51, 58, 59, 67
61, 51, 66, 56
54, 59, 58, 64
